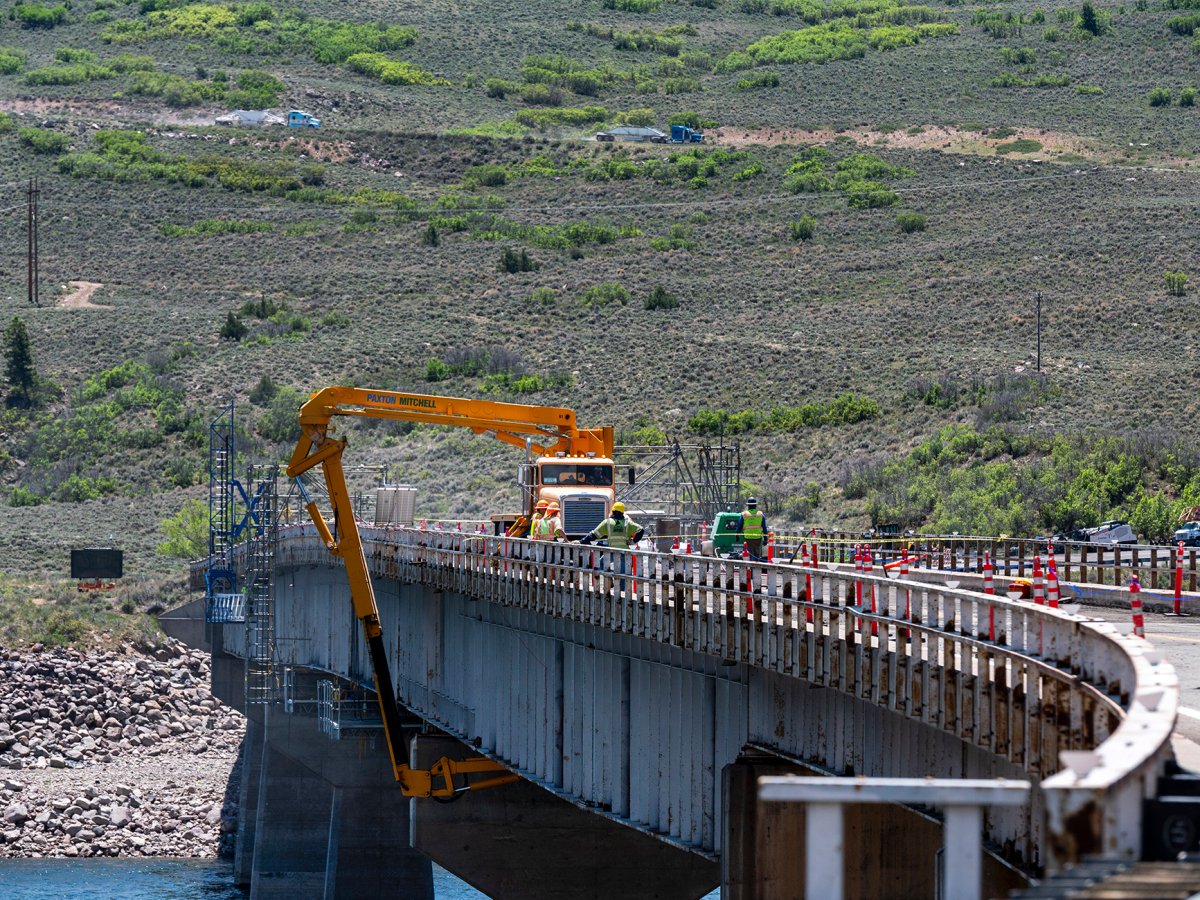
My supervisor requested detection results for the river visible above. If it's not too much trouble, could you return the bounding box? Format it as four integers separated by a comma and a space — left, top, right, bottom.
0, 858, 489, 898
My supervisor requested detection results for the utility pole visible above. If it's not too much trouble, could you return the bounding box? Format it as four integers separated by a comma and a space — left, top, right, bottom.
1035, 291, 1042, 374
26, 177, 39, 308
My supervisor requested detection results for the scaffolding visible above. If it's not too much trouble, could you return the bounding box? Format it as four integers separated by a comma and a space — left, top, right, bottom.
317, 678, 383, 743
245, 464, 278, 706
206, 402, 242, 623
615, 439, 741, 525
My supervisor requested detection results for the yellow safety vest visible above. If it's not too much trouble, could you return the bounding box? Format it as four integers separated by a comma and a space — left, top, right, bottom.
598, 516, 637, 549
742, 510, 764, 540
529, 513, 544, 538
535, 515, 560, 540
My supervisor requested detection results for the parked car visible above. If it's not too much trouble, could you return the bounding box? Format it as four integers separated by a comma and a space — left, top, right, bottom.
1174, 521, 1200, 547
1087, 520, 1138, 545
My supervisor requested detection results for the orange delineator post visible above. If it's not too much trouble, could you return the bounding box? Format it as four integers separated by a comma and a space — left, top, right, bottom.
1175, 542, 1185, 616
767, 534, 775, 563
866, 548, 878, 636
743, 543, 754, 614
854, 545, 864, 607
1032, 554, 1045, 606
1131, 575, 1145, 638
1046, 561, 1060, 609
803, 543, 814, 624
983, 550, 996, 641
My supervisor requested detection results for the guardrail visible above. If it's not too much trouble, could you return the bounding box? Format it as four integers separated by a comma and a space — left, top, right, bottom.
215, 523, 1178, 873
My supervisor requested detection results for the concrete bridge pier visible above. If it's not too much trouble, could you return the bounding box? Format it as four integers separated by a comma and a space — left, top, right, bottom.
229, 701, 433, 899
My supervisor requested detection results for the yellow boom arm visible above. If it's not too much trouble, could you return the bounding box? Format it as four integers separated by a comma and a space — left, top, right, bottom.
286, 387, 612, 796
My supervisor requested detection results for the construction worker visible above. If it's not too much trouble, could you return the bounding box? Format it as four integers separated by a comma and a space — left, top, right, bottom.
737, 497, 768, 560
579, 501, 644, 548
528, 498, 550, 538
534, 501, 565, 541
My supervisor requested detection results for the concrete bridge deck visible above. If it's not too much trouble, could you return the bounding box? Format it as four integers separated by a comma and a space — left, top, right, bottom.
196, 524, 1180, 898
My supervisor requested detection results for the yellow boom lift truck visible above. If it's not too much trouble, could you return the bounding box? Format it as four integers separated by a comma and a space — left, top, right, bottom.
287, 387, 616, 797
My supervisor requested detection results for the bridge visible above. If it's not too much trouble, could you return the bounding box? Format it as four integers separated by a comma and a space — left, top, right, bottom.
183, 523, 1182, 898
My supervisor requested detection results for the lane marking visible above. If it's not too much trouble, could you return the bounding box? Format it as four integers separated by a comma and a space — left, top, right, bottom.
1178, 707, 1200, 722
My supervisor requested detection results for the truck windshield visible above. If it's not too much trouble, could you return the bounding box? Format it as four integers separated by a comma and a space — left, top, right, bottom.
540, 464, 613, 486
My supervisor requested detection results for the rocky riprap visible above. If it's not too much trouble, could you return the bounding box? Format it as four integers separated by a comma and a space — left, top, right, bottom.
0, 641, 244, 859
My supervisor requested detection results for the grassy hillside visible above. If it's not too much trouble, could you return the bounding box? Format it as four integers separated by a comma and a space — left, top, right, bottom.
0, 0, 1194, 578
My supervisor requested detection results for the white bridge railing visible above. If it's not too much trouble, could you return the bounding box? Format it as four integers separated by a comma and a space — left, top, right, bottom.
260, 523, 1177, 874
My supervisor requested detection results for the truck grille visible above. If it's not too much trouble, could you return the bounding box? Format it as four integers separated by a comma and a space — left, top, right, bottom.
561, 497, 606, 537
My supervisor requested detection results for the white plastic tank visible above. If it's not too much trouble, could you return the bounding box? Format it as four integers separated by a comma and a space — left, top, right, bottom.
375, 485, 417, 526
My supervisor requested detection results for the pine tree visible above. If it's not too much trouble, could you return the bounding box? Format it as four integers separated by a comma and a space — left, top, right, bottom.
4, 316, 35, 408
1080, 2, 1101, 35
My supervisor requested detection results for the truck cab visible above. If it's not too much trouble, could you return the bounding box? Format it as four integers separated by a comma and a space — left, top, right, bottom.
670, 124, 704, 143
288, 110, 321, 128
533, 455, 615, 538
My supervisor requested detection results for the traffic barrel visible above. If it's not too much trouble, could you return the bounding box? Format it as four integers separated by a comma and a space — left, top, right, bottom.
672, 534, 680, 551
1046, 565, 1060, 609
1131, 575, 1145, 638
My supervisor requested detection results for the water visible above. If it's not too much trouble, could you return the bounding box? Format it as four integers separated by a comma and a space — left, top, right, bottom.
0, 859, 490, 899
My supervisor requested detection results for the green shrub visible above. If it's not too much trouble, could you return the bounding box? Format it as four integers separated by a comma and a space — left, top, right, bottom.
1165, 270, 1189, 295
896, 211, 927, 233
41, 611, 87, 647
995, 138, 1044, 153
219, 312, 247, 341
644, 285, 680, 310
425, 358, 451, 382
256, 386, 304, 443
1075, 84, 1103, 94
8, 486, 44, 507
26, 63, 117, 85
0, 46, 27, 74
1168, 12, 1200, 35
842, 179, 900, 208
109, 53, 155, 72
736, 70, 780, 89
18, 127, 69, 154
320, 310, 351, 327
1180, 87, 1197, 106
0, 112, 11, 133
55, 48, 96, 63
668, 110, 718, 130
527, 287, 557, 305
581, 282, 630, 307
499, 248, 538, 273
1149, 86, 1173, 106
602, 0, 662, 11
249, 374, 278, 405
161, 218, 273, 237
464, 164, 508, 187
514, 105, 608, 128
790, 215, 816, 241
649, 223, 696, 251
14, 2, 68, 29
344, 52, 447, 86
999, 46, 1037, 64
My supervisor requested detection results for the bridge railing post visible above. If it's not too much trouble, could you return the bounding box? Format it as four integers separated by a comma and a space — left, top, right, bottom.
759, 776, 1030, 900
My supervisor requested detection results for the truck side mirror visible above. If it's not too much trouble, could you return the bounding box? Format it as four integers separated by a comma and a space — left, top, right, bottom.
627, 467, 636, 485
